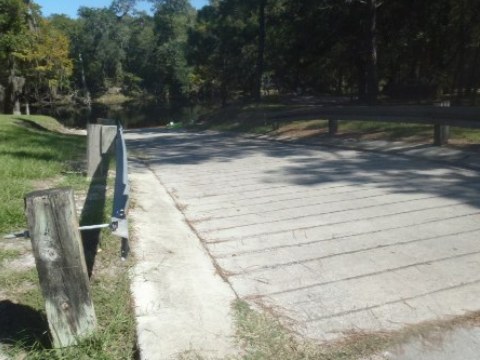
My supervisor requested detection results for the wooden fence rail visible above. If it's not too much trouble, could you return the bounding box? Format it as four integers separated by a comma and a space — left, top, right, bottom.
272, 105, 480, 146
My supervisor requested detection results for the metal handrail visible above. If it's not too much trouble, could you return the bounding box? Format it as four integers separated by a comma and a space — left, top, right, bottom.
111, 122, 130, 240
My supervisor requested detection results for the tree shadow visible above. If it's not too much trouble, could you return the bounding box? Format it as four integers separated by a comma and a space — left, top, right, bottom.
125, 128, 480, 211
0, 300, 51, 349
14, 118, 49, 132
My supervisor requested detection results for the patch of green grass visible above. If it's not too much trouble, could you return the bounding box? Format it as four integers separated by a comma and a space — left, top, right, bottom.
0, 267, 39, 290
0, 268, 42, 307
0, 249, 22, 263
59, 173, 90, 191
451, 127, 480, 143
0, 115, 85, 234
14, 115, 66, 133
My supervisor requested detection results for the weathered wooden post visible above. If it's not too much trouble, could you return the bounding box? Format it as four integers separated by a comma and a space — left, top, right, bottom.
25, 187, 97, 348
328, 119, 338, 136
434, 121, 449, 146
87, 124, 116, 178
433, 100, 450, 146
87, 124, 101, 178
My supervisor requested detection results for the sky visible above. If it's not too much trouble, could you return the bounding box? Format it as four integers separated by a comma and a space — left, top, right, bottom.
36, 0, 209, 18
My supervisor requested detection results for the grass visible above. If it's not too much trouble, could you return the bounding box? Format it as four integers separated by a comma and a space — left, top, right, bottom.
340, 121, 480, 145
0, 115, 85, 234
0, 248, 21, 263
11, 236, 137, 360
233, 300, 480, 360
340, 121, 433, 140
233, 300, 393, 360
0, 115, 136, 359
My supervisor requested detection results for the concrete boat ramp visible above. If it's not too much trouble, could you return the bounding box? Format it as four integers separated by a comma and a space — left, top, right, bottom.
126, 129, 480, 359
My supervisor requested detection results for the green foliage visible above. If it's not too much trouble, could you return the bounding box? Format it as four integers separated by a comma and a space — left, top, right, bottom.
23, 19, 73, 96
2, 0, 480, 107
0, 0, 75, 109
75, 7, 129, 93
0, 0, 31, 56
151, 0, 196, 100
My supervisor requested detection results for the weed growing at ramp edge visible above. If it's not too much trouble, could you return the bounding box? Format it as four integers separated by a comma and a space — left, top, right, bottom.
232, 300, 480, 360
233, 300, 393, 360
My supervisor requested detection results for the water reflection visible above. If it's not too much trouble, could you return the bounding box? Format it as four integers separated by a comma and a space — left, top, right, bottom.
32, 101, 212, 129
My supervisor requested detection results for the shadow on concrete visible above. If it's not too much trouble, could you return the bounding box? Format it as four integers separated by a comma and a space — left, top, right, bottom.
126, 129, 480, 209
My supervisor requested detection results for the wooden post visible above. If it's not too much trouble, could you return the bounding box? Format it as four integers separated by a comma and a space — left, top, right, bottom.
87, 124, 116, 178
87, 124, 101, 178
434, 122, 449, 146
25, 188, 97, 348
328, 119, 338, 136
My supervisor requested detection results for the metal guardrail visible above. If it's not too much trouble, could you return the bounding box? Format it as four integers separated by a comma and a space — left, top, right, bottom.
111, 122, 130, 240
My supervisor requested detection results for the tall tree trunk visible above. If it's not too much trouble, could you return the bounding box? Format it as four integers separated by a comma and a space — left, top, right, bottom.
365, 0, 378, 104
254, 0, 266, 101
356, 58, 367, 101
221, 56, 228, 107
454, 2, 467, 103
79, 53, 92, 107
4, 56, 24, 114
467, 46, 480, 105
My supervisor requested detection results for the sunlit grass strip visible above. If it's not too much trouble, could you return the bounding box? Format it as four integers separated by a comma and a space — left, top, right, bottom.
0, 115, 84, 234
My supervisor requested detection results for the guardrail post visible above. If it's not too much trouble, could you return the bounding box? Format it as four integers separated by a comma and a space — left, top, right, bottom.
87, 124, 117, 178
433, 101, 450, 146
328, 119, 338, 136
434, 122, 449, 146
25, 187, 97, 348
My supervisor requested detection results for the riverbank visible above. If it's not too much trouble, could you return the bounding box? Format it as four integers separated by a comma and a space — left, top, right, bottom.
0, 115, 135, 359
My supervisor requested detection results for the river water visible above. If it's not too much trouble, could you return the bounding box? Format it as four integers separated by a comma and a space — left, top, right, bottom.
32, 101, 212, 129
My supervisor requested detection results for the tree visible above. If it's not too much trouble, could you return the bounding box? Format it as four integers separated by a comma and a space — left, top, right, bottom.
22, 19, 73, 102
0, 0, 31, 113
150, 0, 195, 100
253, 0, 266, 101
365, 0, 379, 103
75, 7, 129, 93
110, 0, 137, 18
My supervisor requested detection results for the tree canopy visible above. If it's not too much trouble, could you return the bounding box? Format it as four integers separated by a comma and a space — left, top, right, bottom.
1, 0, 479, 112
